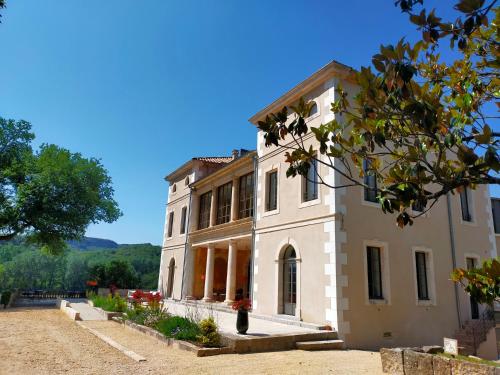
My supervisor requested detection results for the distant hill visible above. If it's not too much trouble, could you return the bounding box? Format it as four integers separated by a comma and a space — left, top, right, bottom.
67, 237, 119, 251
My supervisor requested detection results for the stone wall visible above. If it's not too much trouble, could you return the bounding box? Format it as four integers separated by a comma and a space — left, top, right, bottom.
380, 348, 499, 375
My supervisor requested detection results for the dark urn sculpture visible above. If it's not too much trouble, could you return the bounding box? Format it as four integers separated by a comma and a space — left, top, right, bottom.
236, 309, 249, 334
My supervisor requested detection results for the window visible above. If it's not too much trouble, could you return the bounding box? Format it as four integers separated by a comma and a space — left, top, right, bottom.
180, 206, 187, 234
466, 257, 480, 319
415, 252, 429, 300
366, 246, 383, 300
239, 173, 254, 219
303, 158, 318, 202
460, 187, 472, 222
363, 159, 377, 203
308, 102, 318, 118
198, 191, 212, 229
266, 170, 278, 211
216, 182, 232, 224
185, 176, 190, 186
492, 199, 500, 234
172, 184, 177, 193
167, 211, 174, 238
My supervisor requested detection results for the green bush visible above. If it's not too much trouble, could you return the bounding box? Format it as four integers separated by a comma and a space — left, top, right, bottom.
1, 291, 11, 308
197, 317, 220, 348
90, 293, 126, 312
156, 316, 201, 342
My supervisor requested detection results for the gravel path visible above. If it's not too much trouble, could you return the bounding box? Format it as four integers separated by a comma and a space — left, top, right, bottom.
0, 307, 383, 375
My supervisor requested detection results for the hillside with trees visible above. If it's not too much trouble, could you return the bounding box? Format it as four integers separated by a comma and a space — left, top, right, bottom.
0, 239, 161, 292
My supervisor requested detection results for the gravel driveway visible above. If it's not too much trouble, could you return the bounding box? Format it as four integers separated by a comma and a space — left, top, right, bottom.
0, 307, 383, 374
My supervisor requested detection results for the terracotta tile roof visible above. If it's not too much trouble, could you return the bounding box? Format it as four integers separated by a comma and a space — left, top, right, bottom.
193, 156, 233, 164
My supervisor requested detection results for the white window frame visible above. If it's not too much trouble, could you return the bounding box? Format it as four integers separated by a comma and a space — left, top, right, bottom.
298, 155, 321, 208
167, 210, 174, 239
305, 100, 320, 122
411, 247, 437, 306
263, 164, 280, 217
459, 187, 476, 226
363, 240, 391, 305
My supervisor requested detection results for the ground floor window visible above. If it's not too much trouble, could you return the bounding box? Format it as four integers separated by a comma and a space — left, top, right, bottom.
366, 246, 383, 300
282, 246, 296, 316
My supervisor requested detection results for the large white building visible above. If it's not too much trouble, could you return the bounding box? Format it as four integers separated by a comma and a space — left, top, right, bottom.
158, 61, 498, 351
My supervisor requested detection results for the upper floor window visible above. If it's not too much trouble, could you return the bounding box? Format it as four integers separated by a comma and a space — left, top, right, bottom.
460, 186, 473, 222
303, 158, 318, 202
415, 251, 429, 300
366, 246, 383, 300
266, 170, 278, 211
492, 199, 500, 234
167, 211, 174, 238
217, 182, 232, 225
363, 159, 377, 203
180, 206, 187, 234
308, 101, 318, 118
198, 191, 212, 230
172, 184, 177, 193
185, 176, 190, 186
239, 173, 254, 219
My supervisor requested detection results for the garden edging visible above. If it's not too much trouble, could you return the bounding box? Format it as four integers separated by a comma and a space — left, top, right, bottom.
86, 300, 123, 320
115, 318, 233, 357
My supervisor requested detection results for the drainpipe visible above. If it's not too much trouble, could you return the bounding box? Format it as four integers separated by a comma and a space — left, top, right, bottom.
447, 192, 462, 328
249, 154, 258, 303
180, 186, 194, 300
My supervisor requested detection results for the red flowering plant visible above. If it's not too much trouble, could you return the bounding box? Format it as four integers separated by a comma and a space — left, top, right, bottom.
86, 280, 98, 287
231, 299, 252, 312
127, 290, 167, 328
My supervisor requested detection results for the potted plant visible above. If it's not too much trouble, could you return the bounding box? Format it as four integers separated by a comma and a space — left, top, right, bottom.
231, 299, 252, 334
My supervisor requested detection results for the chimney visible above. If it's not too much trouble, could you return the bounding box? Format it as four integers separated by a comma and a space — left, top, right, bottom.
231, 149, 239, 160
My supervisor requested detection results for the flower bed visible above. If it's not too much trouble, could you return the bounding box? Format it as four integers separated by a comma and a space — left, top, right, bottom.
123, 290, 222, 349
88, 292, 127, 313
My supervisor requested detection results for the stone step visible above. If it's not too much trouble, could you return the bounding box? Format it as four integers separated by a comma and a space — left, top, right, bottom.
296, 339, 344, 351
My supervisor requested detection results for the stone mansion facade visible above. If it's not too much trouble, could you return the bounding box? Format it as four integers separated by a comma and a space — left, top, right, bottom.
158, 61, 498, 350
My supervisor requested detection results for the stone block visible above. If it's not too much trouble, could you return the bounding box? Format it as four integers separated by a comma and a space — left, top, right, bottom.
432, 355, 451, 375
403, 349, 433, 375
380, 348, 404, 374
450, 359, 495, 375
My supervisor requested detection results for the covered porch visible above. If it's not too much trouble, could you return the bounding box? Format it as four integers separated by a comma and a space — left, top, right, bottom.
188, 236, 252, 304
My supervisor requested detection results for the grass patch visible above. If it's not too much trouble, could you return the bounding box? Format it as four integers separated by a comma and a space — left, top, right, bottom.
156, 316, 201, 342
89, 293, 127, 312
439, 352, 500, 367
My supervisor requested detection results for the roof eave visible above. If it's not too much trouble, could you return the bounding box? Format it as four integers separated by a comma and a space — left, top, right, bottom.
248, 60, 356, 125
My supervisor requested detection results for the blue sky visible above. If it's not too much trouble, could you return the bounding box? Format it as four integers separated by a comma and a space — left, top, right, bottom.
0, 1, 498, 244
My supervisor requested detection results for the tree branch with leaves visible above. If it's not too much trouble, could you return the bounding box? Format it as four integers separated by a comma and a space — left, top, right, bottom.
258, 0, 499, 228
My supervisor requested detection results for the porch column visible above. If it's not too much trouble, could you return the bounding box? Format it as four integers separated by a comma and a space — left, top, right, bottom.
210, 187, 217, 227
224, 240, 237, 304
203, 243, 215, 301
230, 177, 239, 221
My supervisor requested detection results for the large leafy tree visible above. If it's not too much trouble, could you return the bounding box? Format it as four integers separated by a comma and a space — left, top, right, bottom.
0, 118, 121, 254
258, 0, 499, 227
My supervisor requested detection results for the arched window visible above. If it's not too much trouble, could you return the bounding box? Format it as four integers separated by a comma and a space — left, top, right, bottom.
172, 184, 177, 193
282, 246, 297, 315
309, 101, 318, 118
185, 176, 190, 186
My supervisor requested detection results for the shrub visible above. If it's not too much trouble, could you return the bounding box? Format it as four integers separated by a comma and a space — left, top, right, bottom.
1, 291, 11, 308
197, 317, 220, 348
156, 316, 201, 342
90, 293, 127, 312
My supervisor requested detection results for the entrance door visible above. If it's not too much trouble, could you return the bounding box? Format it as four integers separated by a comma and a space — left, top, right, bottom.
283, 246, 297, 316
466, 257, 479, 319
167, 258, 175, 298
